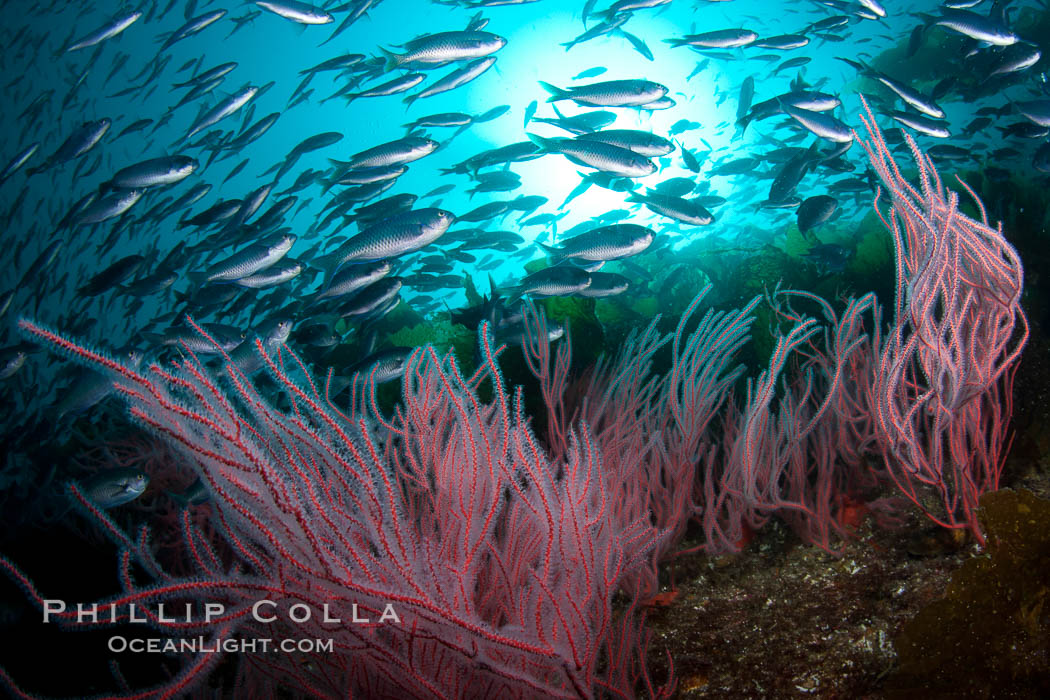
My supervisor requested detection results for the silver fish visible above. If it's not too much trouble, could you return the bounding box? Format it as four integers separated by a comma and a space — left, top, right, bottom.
143, 326, 245, 354
404, 57, 497, 106
324, 208, 454, 269
234, 260, 303, 288
576, 129, 675, 156
540, 79, 668, 107
539, 223, 654, 261
74, 189, 144, 226
740, 91, 840, 129
191, 234, 296, 284
381, 31, 506, 69
81, 468, 149, 508
29, 119, 111, 174
161, 10, 228, 52
665, 29, 758, 49
797, 195, 838, 236
0, 142, 39, 184
985, 43, 1042, 79
255, 0, 333, 24
577, 271, 630, 297
334, 164, 408, 185
892, 112, 951, 138
857, 0, 887, 19
528, 134, 657, 177
838, 59, 944, 119
1015, 99, 1050, 127
66, 10, 142, 52
173, 62, 238, 88
229, 319, 295, 374
507, 266, 592, 302
344, 137, 439, 169
343, 73, 426, 103
51, 348, 144, 420
183, 85, 259, 141
628, 192, 714, 225
928, 8, 1017, 45
874, 74, 944, 119
336, 278, 403, 317
313, 260, 392, 303
754, 34, 810, 50
108, 155, 199, 189
349, 348, 412, 384
781, 103, 854, 143
0, 347, 26, 379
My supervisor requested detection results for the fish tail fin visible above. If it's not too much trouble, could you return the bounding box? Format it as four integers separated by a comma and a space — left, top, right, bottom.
536, 241, 564, 262
313, 252, 343, 278
185, 270, 208, 287
402, 92, 419, 109
906, 23, 931, 58
379, 47, 403, 72
140, 331, 167, 347
662, 38, 687, 48
165, 489, 190, 507
504, 287, 523, 305
835, 57, 866, 73
526, 133, 558, 152
539, 81, 569, 102
487, 273, 500, 302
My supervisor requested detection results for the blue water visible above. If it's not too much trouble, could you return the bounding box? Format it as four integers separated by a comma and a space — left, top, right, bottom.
0, 0, 939, 318
0, 0, 1042, 471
